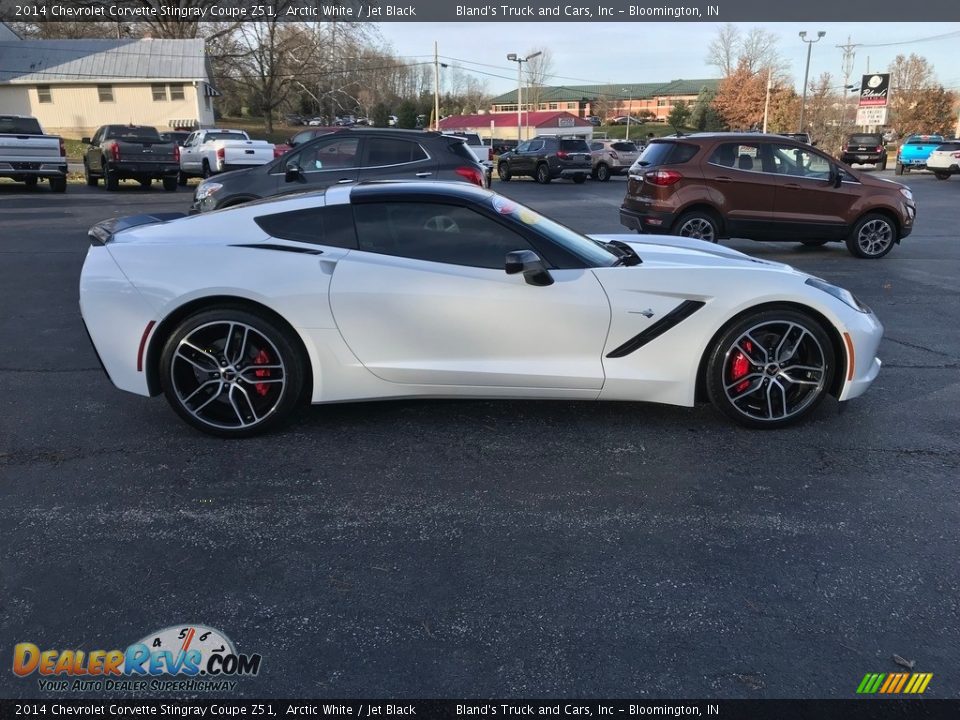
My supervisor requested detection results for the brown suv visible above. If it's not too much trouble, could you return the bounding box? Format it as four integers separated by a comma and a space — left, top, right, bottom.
619, 132, 916, 258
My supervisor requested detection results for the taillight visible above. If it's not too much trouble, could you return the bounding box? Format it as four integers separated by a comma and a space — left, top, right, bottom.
952, 152, 960, 159
58, 137, 65, 158
110, 144, 120, 161
173, 144, 180, 163
274, 146, 284, 158
556, 150, 569, 159
455, 166, 484, 187
216, 147, 225, 162
644, 169, 683, 186
876, 145, 884, 152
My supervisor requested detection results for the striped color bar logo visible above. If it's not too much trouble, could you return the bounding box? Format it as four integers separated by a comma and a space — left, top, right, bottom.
856, 673, 933, 694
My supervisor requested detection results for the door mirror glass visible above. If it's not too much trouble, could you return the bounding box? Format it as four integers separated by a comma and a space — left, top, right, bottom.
505, 250, 554, 286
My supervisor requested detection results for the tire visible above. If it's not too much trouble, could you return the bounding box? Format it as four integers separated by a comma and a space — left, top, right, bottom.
572, 173, 587, 184
497, 163, 511, 182
84, 161, 98, 187
139, 178, 151, 189
177, 171, 188, 187
49, 177, 66, 193
535, 163, 552, 184
595, 163, 612, 182
105, 163, 119, 191
24, 176, 38, 188
800, 239, 828, 247
845, 212, 897, 259
673, 210, 720, 243
158, 307, 307, 438
894, 162, 903, 176
202, 160, 212, 179
934, 171, 950, 181
162, 176, 178, 192
878, 156, 888, 171
705, 309, 835, 429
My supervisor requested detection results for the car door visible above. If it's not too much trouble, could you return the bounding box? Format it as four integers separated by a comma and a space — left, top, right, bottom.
328, 198, 611, 390
180, 132, 199, 171
768, 142, 857, 240
357, 137, 438, 182
86, 127, 104, 172
700, 141, 775, 238
274, 135, 362, 194
511, 140, 535, 175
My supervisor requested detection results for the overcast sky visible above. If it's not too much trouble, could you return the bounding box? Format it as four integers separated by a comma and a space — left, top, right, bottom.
376, 22, 960, 95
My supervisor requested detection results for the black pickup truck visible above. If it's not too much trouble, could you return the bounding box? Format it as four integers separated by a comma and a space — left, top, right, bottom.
82, 125, 180, 191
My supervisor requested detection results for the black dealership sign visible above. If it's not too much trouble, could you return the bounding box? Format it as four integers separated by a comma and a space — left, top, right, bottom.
859, 73, 891, 107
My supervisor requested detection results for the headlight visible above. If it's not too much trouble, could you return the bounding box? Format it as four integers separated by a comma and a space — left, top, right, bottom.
899, 187, 913, 201
195, 182, 223, 201
805, 277, 871, 313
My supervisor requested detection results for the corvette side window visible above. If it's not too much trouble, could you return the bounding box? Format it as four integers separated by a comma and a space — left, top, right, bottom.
254, 205, 357, 249
354, 202, 535, 270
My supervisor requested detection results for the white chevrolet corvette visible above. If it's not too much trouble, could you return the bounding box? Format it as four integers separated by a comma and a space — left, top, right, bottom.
80, 182, 883, 437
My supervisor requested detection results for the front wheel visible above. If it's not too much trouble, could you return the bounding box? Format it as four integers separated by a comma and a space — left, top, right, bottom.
846, 213, 896, 259
159, 308, 307, 438
705, 309, 835, 428
572, 173, 587, 184
84, 161, 98, 187
49, 177, 67, 193
894, 162, 904, 175
535, 163, 552, 184
24, 176, 38, 188
934, 171, 950, 181
673, 210, 720, 243
177, 171, 188, 187
162, 176, 178, 192
497, 163, 511, 182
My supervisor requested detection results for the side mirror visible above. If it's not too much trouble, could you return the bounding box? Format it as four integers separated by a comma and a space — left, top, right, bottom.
284, 163, 302, 183
81, 137, 91, 145
505, 250, 553, 287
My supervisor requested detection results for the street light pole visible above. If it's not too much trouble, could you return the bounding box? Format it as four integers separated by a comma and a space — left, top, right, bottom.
622, 88, 633, 140
507, 51, 541, 142
798, 30, 826, 134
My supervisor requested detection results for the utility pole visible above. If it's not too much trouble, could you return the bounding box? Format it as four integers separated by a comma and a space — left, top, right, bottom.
434, 41, 440, 131
837, 36, 857, 138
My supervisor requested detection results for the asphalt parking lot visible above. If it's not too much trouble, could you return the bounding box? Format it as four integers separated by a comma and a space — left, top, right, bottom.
1, 171, 958, 699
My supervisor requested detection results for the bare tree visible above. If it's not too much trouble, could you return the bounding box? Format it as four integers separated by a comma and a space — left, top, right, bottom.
524, 47, 553, 112
887, 53, 955, 136
706, 23, 740, 76
707, 25, 786, 79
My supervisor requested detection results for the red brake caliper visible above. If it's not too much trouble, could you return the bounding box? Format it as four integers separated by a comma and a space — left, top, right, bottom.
730, 341, 753, 393
253, 349, 271, 397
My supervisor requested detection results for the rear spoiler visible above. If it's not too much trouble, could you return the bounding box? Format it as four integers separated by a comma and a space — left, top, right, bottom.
88, 212, 186, 246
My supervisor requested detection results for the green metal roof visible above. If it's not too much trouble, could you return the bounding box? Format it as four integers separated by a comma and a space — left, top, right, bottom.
490, 79, 719, 105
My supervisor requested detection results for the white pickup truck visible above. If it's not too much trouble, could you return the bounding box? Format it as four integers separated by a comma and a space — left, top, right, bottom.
0, 115, 67, 192
178, 129, 275, 183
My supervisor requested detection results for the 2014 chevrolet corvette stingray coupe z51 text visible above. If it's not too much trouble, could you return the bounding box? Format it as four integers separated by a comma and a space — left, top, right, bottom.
80, 182, 883, 437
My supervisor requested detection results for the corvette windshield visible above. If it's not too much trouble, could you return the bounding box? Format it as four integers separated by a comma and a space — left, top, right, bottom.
490, 196, 618, 267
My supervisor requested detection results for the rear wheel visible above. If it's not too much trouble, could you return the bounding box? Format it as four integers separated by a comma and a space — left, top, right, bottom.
49, 177, 66, 193
202, 160, 212, 179
878, 155, 888, 171
934, 171, 950, 181
706, 309, 835, 428
894, 162, 904, 175
177, 171, 188, 186
535, 163, 552, 184
24, 176, 38, 188
138, 178, 151, 189
673, 210, 720, 243
595, 163, 612, 182
105, 167, 119, 191
572, 173, 587, 184
846, 213, 896, 259
497, 163, 511, 182
84, 161, 98, 187
159, 308, 306, 438
162, 176, 178, 192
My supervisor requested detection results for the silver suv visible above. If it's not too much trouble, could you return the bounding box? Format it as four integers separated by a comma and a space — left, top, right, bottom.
590, 139, 640, 181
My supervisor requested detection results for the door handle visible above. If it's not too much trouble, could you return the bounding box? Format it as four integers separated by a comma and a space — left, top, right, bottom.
783, 183, 801, 189
714, 176, 732, 183
318, 259, 338, 275
337, 178, 353, 184
415, 172, 433, 178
